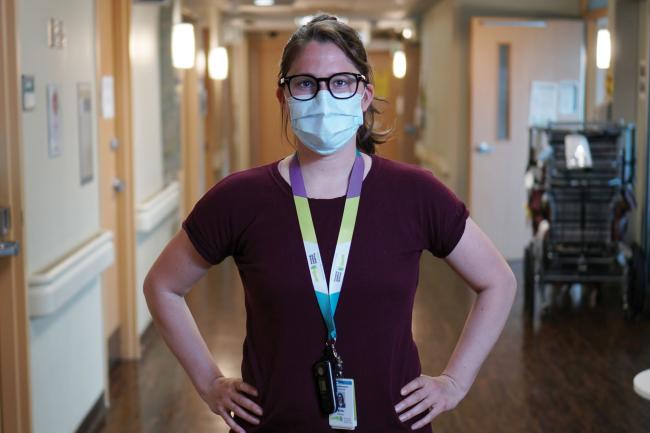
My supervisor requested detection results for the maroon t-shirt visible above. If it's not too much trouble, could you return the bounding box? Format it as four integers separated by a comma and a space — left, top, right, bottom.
182, 154, 470, 433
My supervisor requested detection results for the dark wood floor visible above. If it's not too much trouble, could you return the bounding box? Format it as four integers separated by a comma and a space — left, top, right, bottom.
91, 254, 650, 433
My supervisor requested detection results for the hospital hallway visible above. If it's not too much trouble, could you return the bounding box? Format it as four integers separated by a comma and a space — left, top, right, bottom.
90, 255, 650, 433
4, 0, 650, 432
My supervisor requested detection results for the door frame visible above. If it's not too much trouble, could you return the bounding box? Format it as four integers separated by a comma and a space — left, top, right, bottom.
0, 0, 32, 431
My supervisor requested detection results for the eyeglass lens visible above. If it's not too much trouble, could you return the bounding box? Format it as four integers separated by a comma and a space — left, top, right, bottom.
289, 73, 360, 100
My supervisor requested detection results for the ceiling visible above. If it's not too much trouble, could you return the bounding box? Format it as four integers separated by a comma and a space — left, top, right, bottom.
184, 0, 432, 32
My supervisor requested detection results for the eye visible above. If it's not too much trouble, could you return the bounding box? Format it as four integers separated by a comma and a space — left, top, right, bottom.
297, 79, 314, 88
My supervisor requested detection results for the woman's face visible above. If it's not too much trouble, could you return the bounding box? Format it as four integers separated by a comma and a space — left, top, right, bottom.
277, 41, 374, 111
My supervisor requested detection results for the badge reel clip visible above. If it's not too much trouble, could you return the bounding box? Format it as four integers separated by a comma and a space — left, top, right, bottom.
313, 340, 343, 415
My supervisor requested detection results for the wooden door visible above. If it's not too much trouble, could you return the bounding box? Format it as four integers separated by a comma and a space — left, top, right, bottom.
0, 0, 32, 431
249, 31, 294, 166
96, 0, 121, 363
367, 46, 420, 163
96, 0, 139, 361
469, 18, 584, 260
367, 50, 400, 161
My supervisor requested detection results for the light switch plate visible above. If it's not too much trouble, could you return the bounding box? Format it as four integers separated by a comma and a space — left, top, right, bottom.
22, 75, 36, 111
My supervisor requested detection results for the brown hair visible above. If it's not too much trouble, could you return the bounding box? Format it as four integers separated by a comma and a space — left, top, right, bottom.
278, 14, 390, 155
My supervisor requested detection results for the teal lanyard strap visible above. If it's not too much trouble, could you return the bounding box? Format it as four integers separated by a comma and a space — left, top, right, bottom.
289, 152, 364, 342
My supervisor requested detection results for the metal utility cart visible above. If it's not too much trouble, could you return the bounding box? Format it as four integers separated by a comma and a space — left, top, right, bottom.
523, 122, 648, 316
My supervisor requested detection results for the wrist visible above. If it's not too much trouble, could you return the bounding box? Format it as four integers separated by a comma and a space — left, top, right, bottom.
440, 371, 470, 394
196, 371, 224, 398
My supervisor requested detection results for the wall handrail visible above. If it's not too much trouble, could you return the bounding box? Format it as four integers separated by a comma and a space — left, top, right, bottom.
136, 181, 180, 234
28, 230, 115, 317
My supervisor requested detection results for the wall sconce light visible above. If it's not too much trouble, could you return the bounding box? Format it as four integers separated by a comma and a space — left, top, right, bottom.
596, 29, 611, 69
172, 23, 196, 69
209, 46, 229, 80
392, 49, 407, 79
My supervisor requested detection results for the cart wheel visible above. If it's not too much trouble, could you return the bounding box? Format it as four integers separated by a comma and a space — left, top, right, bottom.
627, 243, 649, 318
524, 245, 535, 315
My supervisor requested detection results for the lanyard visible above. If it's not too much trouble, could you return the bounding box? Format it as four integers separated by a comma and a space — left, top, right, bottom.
289, 151, 364, 343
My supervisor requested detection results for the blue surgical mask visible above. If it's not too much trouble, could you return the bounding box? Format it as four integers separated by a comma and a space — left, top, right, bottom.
287, 91, 364, 155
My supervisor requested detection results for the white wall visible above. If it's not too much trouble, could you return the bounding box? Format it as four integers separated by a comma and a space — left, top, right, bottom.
419, 0, 460, 191
131, 4, 180, 335
17, 0, 105, 431
30, 281, 104, 433
131, 5, 164, 205
610, 0, 649, 246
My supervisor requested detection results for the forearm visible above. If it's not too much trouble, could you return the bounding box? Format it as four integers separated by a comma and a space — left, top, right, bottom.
442, 278, 517, 392
145, 285, 223, 396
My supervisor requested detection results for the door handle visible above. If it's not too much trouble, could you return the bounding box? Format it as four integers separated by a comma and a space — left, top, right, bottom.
475, 141, 494, 154
0, 241, 20, 257
112, 178, 126, 193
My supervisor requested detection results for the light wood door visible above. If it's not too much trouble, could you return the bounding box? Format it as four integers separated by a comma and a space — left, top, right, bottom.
96, 0, 139, 361
0, 0, 32, 431
469, 18, 584, 260
249, 31, 295, 165
96, 0, 121, 355
368, 46, 420, 163
368, 50, 400, 161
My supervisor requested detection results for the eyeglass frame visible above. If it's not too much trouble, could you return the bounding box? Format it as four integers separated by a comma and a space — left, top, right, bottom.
278, 72, 369, 101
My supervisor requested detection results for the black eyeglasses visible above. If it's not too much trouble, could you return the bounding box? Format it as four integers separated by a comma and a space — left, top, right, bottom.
279, 73, 368, 101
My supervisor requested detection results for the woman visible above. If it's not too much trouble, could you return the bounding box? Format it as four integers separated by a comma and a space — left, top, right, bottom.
144, 15, 517, 433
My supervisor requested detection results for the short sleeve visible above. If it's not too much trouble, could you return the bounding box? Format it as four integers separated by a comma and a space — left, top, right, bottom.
420, 171, 470, 258
182, 176, 238, 266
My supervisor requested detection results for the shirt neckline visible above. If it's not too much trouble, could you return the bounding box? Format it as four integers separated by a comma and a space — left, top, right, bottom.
270, 152, 380, 201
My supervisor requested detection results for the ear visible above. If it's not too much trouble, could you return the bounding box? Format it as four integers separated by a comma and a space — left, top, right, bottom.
276, 86, 286, 106
361, 83, 374, 112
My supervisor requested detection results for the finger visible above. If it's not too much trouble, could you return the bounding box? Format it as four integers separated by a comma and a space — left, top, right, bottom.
411, 404, 445, 430
400, 377, 425, 396
398, 397, 434, 423
395, 388, 427, 413
217, 409, 246, 433
228, 401, 261, 425
232, 392, 264, 416
237, 381, 259, 397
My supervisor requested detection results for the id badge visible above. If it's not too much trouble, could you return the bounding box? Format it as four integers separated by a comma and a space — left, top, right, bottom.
328, 378, 357, 430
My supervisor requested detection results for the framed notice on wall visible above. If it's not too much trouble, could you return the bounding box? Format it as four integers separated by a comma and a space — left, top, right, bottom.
77, 82, 94, 185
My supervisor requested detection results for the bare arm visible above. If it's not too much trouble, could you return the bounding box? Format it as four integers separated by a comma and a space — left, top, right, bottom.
143, 229, 219, 394
144, 229, 262, 432
441, 216, 517, 389
396, 217, 517, 427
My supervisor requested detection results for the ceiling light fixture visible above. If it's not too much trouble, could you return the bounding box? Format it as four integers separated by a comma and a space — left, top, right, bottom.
392, 49, 407, 79
209, 47, 229, 80
172, 23, 195, 69
596, 29, 611, 69
254, 0, 275, 6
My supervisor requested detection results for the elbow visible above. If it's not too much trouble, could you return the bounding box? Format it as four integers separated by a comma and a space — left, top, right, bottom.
143, 271, 158, 304
504, 268, 518, 304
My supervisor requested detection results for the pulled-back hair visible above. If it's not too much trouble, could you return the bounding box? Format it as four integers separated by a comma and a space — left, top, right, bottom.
278, 14, 390, 154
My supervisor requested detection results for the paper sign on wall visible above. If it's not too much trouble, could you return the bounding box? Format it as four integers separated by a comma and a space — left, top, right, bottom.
528, 81, 558, 127
47, 84, 62, 158
101, 75, 115, 119
558, 80, 579, 116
